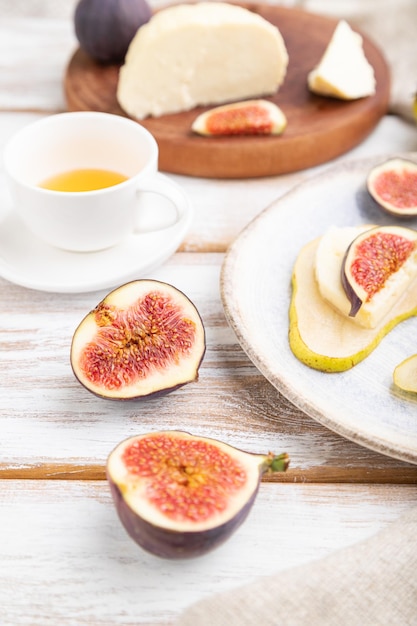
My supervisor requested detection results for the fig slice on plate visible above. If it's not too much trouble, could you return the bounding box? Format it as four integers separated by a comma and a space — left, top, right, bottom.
70, 280, 206, 400
367, 157, 417, 217
341, 225, 417, 325
289, 232, 417, 372
191, 100, 287, 136
107, 430, 289, 559
393, 354, 417, 393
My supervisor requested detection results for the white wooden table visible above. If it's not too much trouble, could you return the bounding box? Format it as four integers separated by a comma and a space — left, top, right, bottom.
1, 3, 417, 625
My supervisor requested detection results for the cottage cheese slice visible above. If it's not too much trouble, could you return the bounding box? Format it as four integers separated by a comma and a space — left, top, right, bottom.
308, 20, 376, 100
315, 225, 417, 329
117, 2, 288, 119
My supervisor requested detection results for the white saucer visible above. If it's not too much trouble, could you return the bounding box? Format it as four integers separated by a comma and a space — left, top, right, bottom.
0, 179, 193, 293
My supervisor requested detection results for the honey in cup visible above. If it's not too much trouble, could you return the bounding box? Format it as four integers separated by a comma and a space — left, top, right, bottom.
3, 111, 190, 252
39, 168, 128, 192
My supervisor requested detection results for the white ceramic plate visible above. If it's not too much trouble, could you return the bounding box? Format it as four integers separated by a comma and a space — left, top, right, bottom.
221, 154, 417, 464
0, 174, 192, 293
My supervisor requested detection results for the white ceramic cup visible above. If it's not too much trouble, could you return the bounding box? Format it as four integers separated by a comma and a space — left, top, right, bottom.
3, 111, 191, 252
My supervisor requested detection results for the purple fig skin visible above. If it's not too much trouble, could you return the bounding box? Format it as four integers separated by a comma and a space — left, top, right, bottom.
341, 243, 363, 317
74, 0, 152, 64
107, 472, 260, 559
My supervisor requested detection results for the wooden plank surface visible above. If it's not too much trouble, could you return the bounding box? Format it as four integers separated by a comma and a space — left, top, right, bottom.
1, 480, 416, 626
1, 256, 417, 483
0, 5, 417, 625
64, 4, 390, 178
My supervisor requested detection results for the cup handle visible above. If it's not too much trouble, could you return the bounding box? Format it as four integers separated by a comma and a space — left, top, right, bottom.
133, 172, 191, 234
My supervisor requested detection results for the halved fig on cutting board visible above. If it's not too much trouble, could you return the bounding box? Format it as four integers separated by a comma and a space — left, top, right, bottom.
367, 157, 417, 217
107, 430, 289, 558
70, 280, 206, 399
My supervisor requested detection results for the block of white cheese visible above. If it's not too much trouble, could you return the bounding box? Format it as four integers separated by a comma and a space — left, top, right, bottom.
308, 20, 376, 100
117, 2, 288, 119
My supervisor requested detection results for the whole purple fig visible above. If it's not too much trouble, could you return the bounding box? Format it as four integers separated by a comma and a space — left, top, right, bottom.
74, 0, 152, 64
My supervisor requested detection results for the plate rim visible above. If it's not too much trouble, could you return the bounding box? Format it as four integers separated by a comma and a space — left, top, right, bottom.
220, 152, 417, 465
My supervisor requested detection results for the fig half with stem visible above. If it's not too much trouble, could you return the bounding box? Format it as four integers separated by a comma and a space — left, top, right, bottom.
367, 157, 417, 217
107, 430, 289, 559
70, 280, 206, 400
341, 225, 417, 323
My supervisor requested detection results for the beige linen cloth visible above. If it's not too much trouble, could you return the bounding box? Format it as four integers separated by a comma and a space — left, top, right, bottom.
350, 0, 417, 122
177, 507, 417, 625
176, 4, 417, 625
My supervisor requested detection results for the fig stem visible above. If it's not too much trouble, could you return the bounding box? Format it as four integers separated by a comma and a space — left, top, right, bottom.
261, 452, 290, 474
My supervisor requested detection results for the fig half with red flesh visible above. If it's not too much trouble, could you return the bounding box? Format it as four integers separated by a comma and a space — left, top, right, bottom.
70, 280, 206, 399
107, 430, 289, 559
341, 225, 417, 318
367, 157, 417, 217
191, 99, 287, 136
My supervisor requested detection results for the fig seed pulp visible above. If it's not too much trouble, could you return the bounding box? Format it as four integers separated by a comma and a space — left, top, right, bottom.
122, 434, 248, 523
373, 169, 417, 210
204, 105, 274, 136
341, 226, 417, 318
192, 100, 287, 137
70, 280, 206, 399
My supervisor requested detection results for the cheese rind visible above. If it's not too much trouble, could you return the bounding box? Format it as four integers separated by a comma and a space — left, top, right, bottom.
117, 2, 288, 119
308, 20, 376, 100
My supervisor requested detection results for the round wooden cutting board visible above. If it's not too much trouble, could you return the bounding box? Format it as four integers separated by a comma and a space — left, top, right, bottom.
64, 3, 390, 179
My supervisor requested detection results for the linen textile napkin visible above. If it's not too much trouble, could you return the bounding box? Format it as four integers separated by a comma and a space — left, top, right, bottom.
176, 506, 417, 625
350, 0, 417, 122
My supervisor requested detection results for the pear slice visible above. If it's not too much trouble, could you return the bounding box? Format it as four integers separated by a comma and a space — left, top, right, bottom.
289, 237, 417, 372
393, 355, 417, 392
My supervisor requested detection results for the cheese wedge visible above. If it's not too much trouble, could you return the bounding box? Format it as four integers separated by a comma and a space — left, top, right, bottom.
117, 2, 288, 119
289, 237, 417, 373
308, 20, 376, 100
